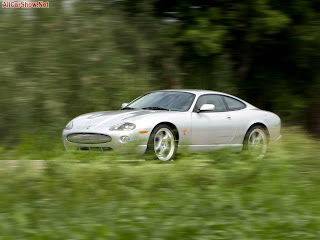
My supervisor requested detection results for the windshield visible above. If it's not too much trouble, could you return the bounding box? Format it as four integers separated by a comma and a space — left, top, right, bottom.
125, 91, 196, 111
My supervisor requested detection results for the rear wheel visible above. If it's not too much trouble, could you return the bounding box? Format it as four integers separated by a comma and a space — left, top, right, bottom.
147, 124, 177, 161
243, 126, 268, 158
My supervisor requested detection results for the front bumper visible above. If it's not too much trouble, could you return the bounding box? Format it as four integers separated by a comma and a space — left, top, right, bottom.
62, 129, 149, 154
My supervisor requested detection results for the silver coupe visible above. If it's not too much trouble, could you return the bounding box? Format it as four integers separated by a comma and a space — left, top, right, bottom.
63, 90, 281, 160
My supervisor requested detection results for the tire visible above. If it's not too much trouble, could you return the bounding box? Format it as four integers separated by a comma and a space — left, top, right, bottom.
243, 125, 268, 159
146, 124, 177, 161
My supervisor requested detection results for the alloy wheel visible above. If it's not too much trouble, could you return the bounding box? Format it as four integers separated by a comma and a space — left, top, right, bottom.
154, 128, 175, 161
248, 128, 267, 158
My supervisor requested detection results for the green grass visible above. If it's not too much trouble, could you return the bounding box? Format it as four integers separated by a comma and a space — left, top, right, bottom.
0, 128, 319, 239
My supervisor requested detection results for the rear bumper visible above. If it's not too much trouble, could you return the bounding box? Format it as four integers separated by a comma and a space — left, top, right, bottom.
275, 135, 282, 141
269, 134, 282, 146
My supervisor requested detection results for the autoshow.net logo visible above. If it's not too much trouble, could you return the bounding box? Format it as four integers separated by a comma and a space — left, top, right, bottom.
2, 1, 49, 8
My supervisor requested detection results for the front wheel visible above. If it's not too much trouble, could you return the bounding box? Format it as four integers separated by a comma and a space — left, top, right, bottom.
243, 126, 268, 159
147, 124, 177, 161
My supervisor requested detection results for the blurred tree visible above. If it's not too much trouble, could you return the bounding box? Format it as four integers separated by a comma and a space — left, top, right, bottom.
150, 0, 319, 128
0, 0, 320, 144
0, 1, 155, 143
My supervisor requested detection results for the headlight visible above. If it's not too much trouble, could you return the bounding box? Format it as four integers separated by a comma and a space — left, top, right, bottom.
65, 121, 73, 130
109, 122, 136, 131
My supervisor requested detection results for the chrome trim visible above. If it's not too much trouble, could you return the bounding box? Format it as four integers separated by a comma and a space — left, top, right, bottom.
67, 133, 112, 144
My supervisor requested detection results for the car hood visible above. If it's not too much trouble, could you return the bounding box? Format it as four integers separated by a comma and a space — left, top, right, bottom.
73, 110, 165, 128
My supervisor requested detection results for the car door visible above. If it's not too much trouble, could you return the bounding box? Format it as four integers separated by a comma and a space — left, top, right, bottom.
221, 95, 248, 142
191, 94, 237, 145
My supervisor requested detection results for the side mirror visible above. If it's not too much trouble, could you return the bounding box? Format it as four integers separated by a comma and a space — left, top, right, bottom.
199, 104, 215, 112
121, 103, 129, 109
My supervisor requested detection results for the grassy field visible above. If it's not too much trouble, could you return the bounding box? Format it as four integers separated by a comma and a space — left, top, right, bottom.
0, 128, 319, 239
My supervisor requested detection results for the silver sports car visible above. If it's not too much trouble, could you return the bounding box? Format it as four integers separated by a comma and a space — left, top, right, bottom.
63, 90, 281, 160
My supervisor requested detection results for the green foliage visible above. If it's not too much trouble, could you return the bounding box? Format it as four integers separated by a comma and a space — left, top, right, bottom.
1, 0, 320, 143
156, 0, 320, 123
0, 129, 319, 239
182, 17, 227, 56
0, 4, 157, 143
0, 2, 319, 237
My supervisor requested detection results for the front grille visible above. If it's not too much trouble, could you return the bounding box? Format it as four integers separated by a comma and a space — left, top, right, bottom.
67, 133, 112, 144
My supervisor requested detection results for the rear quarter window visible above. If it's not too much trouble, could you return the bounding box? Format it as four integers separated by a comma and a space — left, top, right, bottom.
224, 96, 246, 111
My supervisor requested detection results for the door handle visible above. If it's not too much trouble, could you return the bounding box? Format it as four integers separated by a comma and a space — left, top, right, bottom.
227, 115, 232, 119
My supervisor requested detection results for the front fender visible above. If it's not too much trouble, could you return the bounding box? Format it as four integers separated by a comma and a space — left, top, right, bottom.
134, 112, 193, 145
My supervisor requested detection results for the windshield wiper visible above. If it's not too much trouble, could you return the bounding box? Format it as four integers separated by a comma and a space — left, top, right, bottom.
121, 106, 135, 110
142, 106, 170, 111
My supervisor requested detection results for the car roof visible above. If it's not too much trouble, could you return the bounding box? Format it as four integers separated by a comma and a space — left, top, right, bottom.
157, 89, 228, 96
154, 89, 256, 108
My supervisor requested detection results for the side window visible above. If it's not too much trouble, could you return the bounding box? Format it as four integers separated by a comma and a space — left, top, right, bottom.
195, 95, 226, 112
223, 96, 246, 110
